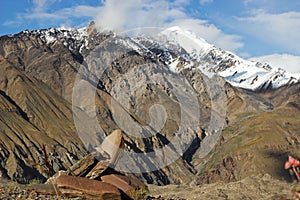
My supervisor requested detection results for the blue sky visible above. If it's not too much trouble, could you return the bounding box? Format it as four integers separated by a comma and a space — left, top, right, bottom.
1, 0, 300, 72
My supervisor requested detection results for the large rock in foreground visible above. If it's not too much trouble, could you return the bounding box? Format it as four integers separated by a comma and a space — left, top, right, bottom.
57, 175, 121, 200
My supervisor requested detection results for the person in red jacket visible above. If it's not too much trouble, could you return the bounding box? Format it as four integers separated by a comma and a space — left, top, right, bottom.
285, 155, 300, 183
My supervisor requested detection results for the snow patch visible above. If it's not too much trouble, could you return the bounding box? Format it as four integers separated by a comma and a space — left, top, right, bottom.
158, 26, 300, 90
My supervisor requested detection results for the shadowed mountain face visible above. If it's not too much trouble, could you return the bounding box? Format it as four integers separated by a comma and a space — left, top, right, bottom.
0, 23, 298, 185
0, 55, 86, 183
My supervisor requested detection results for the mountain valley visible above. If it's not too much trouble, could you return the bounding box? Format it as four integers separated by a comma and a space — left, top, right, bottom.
0, 22, 299, 199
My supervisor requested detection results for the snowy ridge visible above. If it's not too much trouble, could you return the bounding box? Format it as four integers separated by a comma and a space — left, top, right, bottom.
158, 26, 300, 90
161, 26, 213, 58
134, 33, 194, 73
21, 27, 89, 53
18, 25, 300, 91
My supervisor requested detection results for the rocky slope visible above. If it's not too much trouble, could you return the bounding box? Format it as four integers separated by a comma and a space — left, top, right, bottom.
0, 55, 86, 183
0, 22, 299, 190
0, 23, 205, 184
193, 82, 300, 185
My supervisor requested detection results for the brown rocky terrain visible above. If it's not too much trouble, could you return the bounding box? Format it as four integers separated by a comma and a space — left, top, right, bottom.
0, 23, 203, 184
0, 22, 299, 199
193, 83, 300, 185
150, 174, 300, 200
0, 54, 86, 183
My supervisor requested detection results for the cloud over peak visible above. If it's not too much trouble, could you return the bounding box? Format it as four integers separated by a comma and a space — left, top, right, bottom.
237, 10, 300, 54
94, 0, 242, 52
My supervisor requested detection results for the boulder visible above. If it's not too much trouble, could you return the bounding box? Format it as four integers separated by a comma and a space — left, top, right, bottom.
57, 175, 121, 199
101, 174, 148, 198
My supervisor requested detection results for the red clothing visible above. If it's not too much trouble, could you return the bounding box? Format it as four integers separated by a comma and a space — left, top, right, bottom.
285, 155, 300, 169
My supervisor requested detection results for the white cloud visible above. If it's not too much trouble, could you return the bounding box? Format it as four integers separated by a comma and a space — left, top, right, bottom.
32, 0, 47, 13
199, 0, 213, 5
25, 3, 99, 20
32, 0, 61, 13
19, 3, 100, 29
250, 54, 300, 73
168, 18, 243, 52
4, 0, 243, 53
237, 10, 300, 54
57, 6, 99, 18
94, 0, 242, 52
25, 12, 62, 19
94, 0, 186, 31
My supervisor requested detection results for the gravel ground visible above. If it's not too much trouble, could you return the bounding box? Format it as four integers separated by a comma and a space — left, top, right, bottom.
1, 174, 299, 200
149, 174, 300, 200
0, 179, 84, 200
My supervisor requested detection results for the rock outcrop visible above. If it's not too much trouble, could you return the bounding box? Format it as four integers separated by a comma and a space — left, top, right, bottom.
45, 145, 149, 199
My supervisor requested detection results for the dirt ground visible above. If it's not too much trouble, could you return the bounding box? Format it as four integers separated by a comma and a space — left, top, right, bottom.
149, 174, 300, 200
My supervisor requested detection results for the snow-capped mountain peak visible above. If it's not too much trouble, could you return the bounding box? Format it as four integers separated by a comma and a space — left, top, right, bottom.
15, 24, 299, 91
20, 26, 89, 53
161, 26, 213, 58
157, 26, 300, 90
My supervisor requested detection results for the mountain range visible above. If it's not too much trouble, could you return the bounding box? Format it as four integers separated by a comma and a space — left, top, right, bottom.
0, 21, 299, 188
